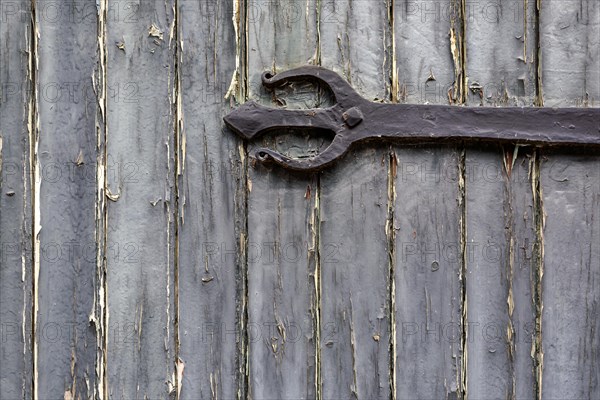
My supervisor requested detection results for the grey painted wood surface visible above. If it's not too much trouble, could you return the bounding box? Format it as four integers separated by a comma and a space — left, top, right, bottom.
395, 0, 461, 105
320, 153, 391, 399
319, 1, 392, 398
393, 147, 463, 399
0, 0, 597, 398
0, 4, 33, 398
35, 1, 99, 397
104, 1, 176, 397
464, 146, 539, 398
539, 151, 599, 399
464, 1, 539, 397
465, 0, 537, 106
392, 1, 463, 397
246, 2, 319, 397
541, 0, 598, 107
177, 0, 243, 398
540, 0, 599, 397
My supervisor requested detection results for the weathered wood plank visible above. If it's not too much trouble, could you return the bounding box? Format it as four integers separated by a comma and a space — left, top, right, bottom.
177, 0, 243, 398
539, 152, 599, 399
464, 146, 538, 399
395, 0, 463, 105
319, 151, 391, 399
393, 1, 463, 397
464, 1, 538, 397
540, 0, 599, 106
464, 149, 510, 400
0, 3, 33, 398
246, 170, 318, 399
394, 147, 462, 399
318, 1, 392, 398
35, 1, 99, 397
105, 1, 176, 397
319, 1, 390, 97
466, 0, 537, 106
246, 1, 320, 398
507, 150, 538, 399
540, 1, 599, 397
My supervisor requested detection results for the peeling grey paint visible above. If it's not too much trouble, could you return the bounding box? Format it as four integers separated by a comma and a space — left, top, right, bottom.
245, 1, 320, 398
35, 0, 99, 396
0, 0, 597, 399
104, 1, 176, 397
0, 4, 34, 399
319, 0, 393, 398
177, 0, 244, 398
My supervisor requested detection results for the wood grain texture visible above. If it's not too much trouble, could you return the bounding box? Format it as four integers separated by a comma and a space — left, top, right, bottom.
540, 0, 599, 396
318, 0, 392, 398
246, 170, 318, 399
393, 147, 462, 399
35, 0, 99, 397
177, 0, 243, 398
394, 0, 461, 105
392, 1, 463, 396
464, 0, 539, 397
464, 146, 539, 399
0, 4, 33, 398
0, 0, 599, 397
105, 1, 176, 397
463, 148, 507, 398
506, 149, 538, 400
539, 151, 599, 399
246, 1, 319, 398
319, 151, 391, 399
466, 0, 537, 106
540, 0, 599, 106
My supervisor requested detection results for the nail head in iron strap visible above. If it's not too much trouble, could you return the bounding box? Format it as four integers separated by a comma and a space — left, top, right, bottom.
223, 66, 600, 172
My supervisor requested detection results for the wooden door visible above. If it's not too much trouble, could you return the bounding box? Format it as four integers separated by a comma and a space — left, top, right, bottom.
1, 0, 597, 398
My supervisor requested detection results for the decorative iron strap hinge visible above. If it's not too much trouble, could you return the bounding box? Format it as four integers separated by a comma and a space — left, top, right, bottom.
224, 66, 599, 172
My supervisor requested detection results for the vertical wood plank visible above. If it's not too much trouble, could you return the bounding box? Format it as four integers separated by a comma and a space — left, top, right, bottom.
0, 3, 33, 398
540, 0, 599, 107
540, 0, 599, 397
395, 0, 460, 105
318, 1, 392, 398
539, 152, 599, 399
246, 0, 319, 398
464, 147, 538, 398
394, 147, 462, 399
319, 154, 391, 399
177, 0, 244, 398
466, 0, 537, 106
392, 1, 463, 397
507, 151, 538, 399
35, 0, 99, 397
105, 1, 176, 397
464, 0, 538, 397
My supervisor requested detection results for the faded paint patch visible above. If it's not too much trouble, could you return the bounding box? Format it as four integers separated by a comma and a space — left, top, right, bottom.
149, 23, 164, 41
